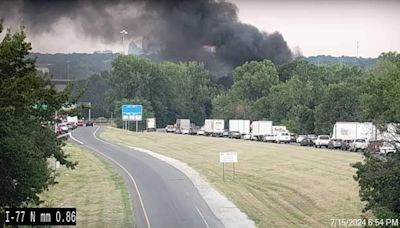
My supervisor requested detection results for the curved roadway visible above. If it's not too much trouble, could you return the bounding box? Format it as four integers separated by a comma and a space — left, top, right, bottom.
71, 126, 224, 228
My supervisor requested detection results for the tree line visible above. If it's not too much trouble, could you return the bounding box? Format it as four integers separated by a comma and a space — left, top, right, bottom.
82, 52, 397, 135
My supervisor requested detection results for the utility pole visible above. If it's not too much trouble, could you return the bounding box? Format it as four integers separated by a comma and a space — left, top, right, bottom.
356, 41, 359, 58
66, 60, 70, 80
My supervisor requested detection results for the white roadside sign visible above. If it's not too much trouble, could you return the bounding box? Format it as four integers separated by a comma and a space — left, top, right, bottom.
219, 152, 238, 163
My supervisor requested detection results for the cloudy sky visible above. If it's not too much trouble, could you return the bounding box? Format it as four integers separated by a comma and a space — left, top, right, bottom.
3, 0, 399, 57
231, 0, 400, 57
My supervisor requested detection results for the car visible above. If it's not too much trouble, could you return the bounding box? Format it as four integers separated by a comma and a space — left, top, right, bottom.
223, 129, 229, 137
67, 122, 77, 130
307, 134, 317, 144
228, 131, 241, 139
349, 139, 368, 152
341, 140, 352, 151
379, 141, 399, 155
263, 134, 275, 142
85, 121, 94, 127
290, 133, 297, 143
296, 135, 306, 143
196, 129, 205, 136
243, 133, 251, 140
165, 125, 175, 133
314, 135, 330, 148
299, 137, 313, 146
76, 120, 84, 127
276, 132, 291, 144
328, 139, 343, 149
367, 140, 385, 153
58, 123, 69, 134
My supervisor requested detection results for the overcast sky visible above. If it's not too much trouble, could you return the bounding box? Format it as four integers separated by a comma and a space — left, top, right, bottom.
231, 0, 400, 57
5, 0, 400, 57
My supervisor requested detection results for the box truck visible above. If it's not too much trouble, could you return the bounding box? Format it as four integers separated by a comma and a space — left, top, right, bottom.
251, 121, 273, 140
229, 119, 250, 135
204, 119, 225, 136
146, 118, 156, 131
332, 122, 376, 140
377, 123, 400, 141
176, 119, 191, 134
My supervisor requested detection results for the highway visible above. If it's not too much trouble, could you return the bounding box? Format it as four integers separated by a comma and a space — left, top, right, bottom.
71, 126, 224, 228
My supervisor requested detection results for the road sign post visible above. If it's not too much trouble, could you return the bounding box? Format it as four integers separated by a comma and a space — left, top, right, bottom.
219, 152, 238, 181
122, 105, 143, 131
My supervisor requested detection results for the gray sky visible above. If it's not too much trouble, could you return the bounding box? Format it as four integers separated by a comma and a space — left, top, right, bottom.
230, 0, 400, 57
6, 0, 400, 57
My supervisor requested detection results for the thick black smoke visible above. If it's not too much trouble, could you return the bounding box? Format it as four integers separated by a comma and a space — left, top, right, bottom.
1, 0, 293, 78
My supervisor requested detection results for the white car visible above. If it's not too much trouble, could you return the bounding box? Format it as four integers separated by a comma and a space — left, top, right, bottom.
379, 142, 398, 155
165, 125, 175, 133
349, 139, 368, 152
276, 132, 291, 143
243, 133, 251, 140
314, 135, 330, 148
197, 129, 205, 136
296, 135, 306, 143
58, 123, 69, 133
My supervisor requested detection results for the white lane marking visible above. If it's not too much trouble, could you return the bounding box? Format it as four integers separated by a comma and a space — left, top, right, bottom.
69, 133, 84, 145
196, 206, 210, 228
92, 127, 151, 228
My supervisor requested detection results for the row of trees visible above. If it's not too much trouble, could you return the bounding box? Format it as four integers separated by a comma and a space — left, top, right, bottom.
81, 52, 398, 136
76, 55, 217, 128
211, 55, 398, 135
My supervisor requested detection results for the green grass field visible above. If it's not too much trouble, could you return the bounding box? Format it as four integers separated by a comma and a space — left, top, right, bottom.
40, 143, 133, 228
100, 127, 363, 228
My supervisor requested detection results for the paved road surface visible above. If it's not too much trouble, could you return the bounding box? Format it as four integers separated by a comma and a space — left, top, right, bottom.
71, 126, 224, 228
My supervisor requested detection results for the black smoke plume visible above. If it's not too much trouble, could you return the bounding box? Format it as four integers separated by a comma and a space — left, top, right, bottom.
0, 0, 293, 79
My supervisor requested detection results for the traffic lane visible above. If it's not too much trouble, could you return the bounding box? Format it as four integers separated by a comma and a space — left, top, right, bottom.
70, 126, 149, 228
71, 126, 224, 228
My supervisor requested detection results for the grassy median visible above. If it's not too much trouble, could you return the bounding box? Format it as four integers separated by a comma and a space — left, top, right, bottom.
40, 143, 133, 228
100, 126, 363, 228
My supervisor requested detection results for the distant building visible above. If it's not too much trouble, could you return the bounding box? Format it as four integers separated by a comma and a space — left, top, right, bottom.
128, 41, 145, 56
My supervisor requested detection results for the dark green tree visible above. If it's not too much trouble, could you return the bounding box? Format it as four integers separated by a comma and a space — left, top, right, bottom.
314, 83, 360, 134
107, 55, 215, 127
0, 23, 76, 208
353, 52, 400, 221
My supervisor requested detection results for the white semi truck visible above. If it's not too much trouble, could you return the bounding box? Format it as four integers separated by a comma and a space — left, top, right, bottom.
332, 122, 376, 140
204, 119, 225, 136
146, 118, 156, 131
251, 121, 273, 141
229, 119, 250, 135
176, 119, 191, 134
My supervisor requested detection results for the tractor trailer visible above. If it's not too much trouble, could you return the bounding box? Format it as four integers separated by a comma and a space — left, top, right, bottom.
332, 122, 376, 140
204, 119, 225, 136
251, 121, 273, 140
176, 119, 191, 134
229, 119, 250, 135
